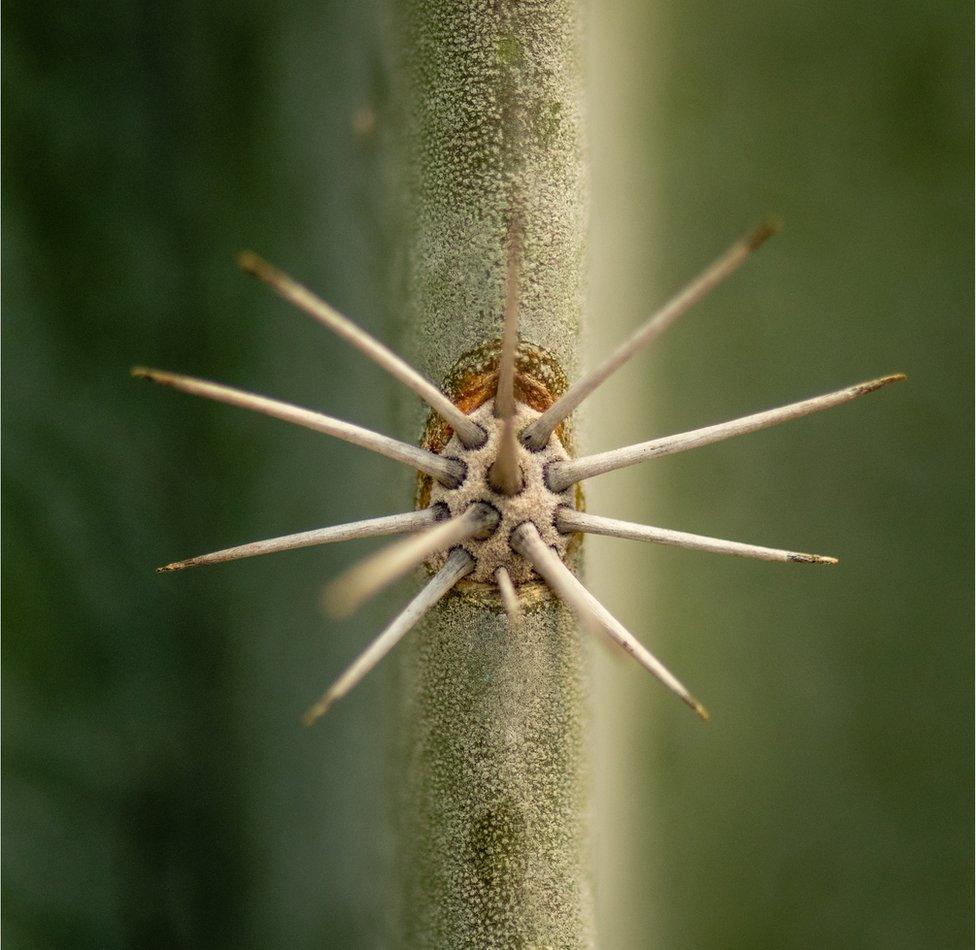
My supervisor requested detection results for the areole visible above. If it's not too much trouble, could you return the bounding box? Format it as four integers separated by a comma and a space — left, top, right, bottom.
135, 221, 905, 727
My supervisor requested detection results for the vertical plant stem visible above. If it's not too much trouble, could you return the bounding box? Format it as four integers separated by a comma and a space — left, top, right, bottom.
393, 1, 591, 945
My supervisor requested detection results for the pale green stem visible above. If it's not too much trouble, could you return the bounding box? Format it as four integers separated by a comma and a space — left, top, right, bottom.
392, 1, 592, 945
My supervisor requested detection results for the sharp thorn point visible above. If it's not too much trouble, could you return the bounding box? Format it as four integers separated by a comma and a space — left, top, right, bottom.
302, 698, 333, 727
552, 372, 909, 489
311, 549, 474, 720
861, 372, 907, 393
520, 221, 779, 450
789, 553, 839, 565
324, 506, 494, 618
233, 254, 486, 448
236, 250, 262, 274
495, 566, 521, 627
747, 217, 782, 249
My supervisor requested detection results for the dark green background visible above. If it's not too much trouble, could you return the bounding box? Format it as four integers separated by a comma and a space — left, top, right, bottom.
3, 1, 971, 947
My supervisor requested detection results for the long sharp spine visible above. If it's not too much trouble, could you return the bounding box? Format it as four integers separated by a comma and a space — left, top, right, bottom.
487, 232, 523, 495
304, 548, 474, 724
495, 566, 522, 628
510, 522, 708, 720
521, 220, 779, 450
547, 373, 907, 491
157, 508, 441, 573
324, 503, 499, 618
131, 367, 464, 487
556, 509, 837, 565
237, 252, 486, 449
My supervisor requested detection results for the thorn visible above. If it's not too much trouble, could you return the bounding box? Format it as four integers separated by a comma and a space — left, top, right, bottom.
495, 231, 521, 422
788, 553, 839, 565
746, 216, 782, 250
855, 372, 908, 393
548, 373, 908, 491
495, 566, 521, 628
154, 508, 440, 573
557, 508, 838, 565
521, 221, 779, 450
487, 413, 522, 495
238, 252, 486, 448
129, 367, 463, 487
304, 548, 474, 724
235, 249, 264, 277
510, 522, 707, 719
324, 503, 499, 618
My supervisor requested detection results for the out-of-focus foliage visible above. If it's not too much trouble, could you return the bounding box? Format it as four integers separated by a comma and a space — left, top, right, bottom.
587, 3, 972, 949
3, 1, 399, 945
3, 0, 971, 948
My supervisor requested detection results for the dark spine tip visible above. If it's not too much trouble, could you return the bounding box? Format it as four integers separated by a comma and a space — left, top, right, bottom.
302, 705, 327, 727
236, 250, 260, 274
157, 560, 190, 573
747, 217, 783, 250
856, 373, 908, 395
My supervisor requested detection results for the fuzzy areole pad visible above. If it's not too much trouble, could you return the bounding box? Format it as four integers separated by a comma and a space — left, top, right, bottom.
427, 400, 574, 584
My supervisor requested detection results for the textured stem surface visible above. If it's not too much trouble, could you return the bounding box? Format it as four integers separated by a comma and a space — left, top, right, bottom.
394, 1, 591, 945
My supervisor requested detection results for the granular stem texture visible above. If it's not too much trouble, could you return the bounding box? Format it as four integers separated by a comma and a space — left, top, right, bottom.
393, 0, 591, 945
398, 590, 590, 948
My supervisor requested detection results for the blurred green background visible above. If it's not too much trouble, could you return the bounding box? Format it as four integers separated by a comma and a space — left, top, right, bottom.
3, 1, 971, 947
